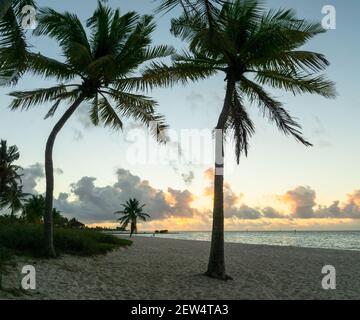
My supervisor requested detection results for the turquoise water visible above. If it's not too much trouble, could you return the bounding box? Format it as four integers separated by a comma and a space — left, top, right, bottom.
134, 231, 360, 251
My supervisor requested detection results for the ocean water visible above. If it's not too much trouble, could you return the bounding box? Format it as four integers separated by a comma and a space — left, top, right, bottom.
135, 231, 360, 251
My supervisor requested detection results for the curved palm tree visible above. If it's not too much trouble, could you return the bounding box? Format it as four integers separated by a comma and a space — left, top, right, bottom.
7, 2, 173, 256
114, 198, 150, 237
158, 0, 336, 279
0, 0, 36, 85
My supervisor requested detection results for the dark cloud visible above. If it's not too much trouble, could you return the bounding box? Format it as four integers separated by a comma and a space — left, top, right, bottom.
21, 163, 360, 224
262, 207, 286, 219
315, 191, 360, 219
54, 168, 198, 223
226, 205, 262, 220
283, 186, 316, 219
282, 186, 360, 219
22, 163, 63, 194
167, 188, 196, 217
22, 163, 44, 194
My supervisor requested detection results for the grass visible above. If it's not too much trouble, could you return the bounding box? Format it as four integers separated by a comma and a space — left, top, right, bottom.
0, 223, 132, 258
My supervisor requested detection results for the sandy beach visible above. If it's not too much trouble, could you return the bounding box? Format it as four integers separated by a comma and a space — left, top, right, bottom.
2, 236, 360, 300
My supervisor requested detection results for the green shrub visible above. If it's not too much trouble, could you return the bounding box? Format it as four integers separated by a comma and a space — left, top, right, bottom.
0, 223, 131, 257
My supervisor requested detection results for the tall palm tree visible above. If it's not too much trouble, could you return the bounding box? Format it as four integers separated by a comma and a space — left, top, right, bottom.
158, 0, 336, 279
7, 2, 173, 256
0, 140, 22, 202
114, 198, 150, 237
0, 0, 36, 85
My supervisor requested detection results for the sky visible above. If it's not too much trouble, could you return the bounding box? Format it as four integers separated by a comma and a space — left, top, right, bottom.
1, 0, 360, 230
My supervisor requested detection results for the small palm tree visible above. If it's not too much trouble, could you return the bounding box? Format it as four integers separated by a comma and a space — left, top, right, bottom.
158, 0, 336, 279
114, 198, 150, 237
7, 2, 173, 256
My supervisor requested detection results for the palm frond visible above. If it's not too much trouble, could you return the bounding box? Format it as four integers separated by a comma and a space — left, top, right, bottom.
249, 50, 330, 73
8, 85, 68, 110
226, 90, 255, 162
142, 45, 175, 61
0, 1, 34, 84
240, 77, 312, 146
117, 61, 215, 92
255, 70, 337, 98
34, 7, 92, 69
26, 52, 78, 81
96, 93, 124, 129
105, 89, 168, 142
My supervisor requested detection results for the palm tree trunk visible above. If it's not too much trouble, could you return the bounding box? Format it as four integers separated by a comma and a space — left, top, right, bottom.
130, 221, 136, 237
44, 95, 84, 257
206, 76, 235, 280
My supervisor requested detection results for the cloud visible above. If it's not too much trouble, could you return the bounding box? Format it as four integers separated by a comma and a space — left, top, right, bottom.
203, 168, 242, 207
281, 186, 360, 219
226, 205, 262, 219
22, 163, 63, 194
262, 206, 286, 219
282, 186, 316, 219
202, 169, 360, 221
54, 168, 200, 223
22, 163, 44, 194
316, 190, 360, 219
203, 168, 284, 220
21, 163, 360, 226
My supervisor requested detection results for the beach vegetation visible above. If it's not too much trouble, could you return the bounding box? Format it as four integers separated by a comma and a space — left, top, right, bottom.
114, 198, 150, 237
0, 222, 131, 257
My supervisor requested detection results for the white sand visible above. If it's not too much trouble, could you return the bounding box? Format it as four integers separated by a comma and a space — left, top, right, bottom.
1, 236, 360, 299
